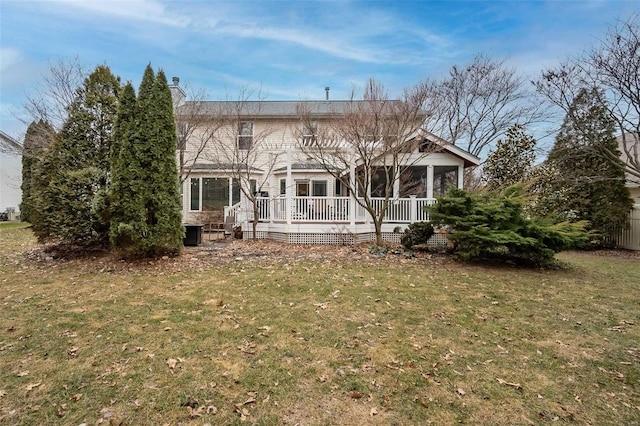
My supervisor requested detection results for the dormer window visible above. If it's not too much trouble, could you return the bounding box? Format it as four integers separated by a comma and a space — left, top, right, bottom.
237, 121, 253, 150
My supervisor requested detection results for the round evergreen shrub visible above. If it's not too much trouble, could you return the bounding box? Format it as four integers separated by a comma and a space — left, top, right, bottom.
401, 222, 435, 249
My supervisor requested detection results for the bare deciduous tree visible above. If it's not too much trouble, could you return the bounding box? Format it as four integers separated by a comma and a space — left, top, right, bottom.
535, 13, 640, 185
173, 85, 226, 184
203, 89, 280, 239
297, 78, 435, 246
425, 54, 547, 158
20, 57, 85, 132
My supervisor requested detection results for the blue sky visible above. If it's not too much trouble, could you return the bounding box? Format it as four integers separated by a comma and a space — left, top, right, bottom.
1, 0, 638, 143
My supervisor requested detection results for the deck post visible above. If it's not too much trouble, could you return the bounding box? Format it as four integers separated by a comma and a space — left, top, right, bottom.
228, 177, 233, 210
410, 195, 417, 223
349, 164, 356, 226
457, 165, 464, 188
286, 149, 292, 225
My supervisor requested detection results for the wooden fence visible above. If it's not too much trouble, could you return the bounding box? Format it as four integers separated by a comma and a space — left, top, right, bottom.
615, 205, 640, 250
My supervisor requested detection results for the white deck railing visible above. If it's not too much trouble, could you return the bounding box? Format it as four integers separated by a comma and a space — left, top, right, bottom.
248, 196, 436, 223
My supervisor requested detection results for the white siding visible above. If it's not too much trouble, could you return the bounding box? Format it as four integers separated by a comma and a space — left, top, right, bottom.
0, 150, 21, 212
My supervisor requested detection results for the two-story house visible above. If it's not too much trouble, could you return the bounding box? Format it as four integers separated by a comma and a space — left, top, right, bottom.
171, 81, 480, 244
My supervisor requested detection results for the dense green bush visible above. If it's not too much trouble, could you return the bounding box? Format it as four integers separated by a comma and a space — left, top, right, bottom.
400, 222, 435, 249
427, 186, 589, 267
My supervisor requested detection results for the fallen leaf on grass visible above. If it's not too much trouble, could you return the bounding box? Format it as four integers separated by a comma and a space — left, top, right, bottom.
17, 371, 29, 377
25, 382, 41, 391
166, 358, 178, 369
456, 388, 466, 396
370, 407, 378, 416
496, 378, 522, 390
243, 393, 257, 405
71, 393, 82, 402
67, 346, 78, 357
187, 405, 205, 418
207, 405, 218, 414
0, 390, 6, 397
234, 406, 251, 421
349, 390, 363, 399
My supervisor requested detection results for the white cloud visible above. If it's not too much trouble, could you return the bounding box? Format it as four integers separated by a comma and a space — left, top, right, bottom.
0, 47, 22, 72
55, 0, 190, 27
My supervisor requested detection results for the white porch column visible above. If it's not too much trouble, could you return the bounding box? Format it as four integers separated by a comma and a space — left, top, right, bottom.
349, 163, 356, 226
286, 149, 293, 225
410, 195, 417, 223
426, 165, 434, 199
393, 166, 400, 199
457, 165, 464, 189
228, 177, 233, 208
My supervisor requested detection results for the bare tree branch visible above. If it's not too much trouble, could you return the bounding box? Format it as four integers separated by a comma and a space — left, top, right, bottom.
297, 78, 440, 245
173, 85, 226, 184
535, 13, 640, 184
19, 57, 85, 132
201, 87, 279, 238
426, 54, 548, 158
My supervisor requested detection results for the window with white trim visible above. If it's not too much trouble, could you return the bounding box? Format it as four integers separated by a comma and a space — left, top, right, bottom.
312, 180, 327, 196
302, 121, 318, 146
237, 122, 253, 150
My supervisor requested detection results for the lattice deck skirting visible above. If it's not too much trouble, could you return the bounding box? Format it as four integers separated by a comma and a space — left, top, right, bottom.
241, 230, 450, 246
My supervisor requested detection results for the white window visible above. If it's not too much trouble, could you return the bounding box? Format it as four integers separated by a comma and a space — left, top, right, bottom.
237, 122, 253, 150
302, 121, 318, 146
312, 180, 327, 196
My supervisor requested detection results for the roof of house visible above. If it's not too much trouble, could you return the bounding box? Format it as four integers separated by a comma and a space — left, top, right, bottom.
0, 131, 22, 154
189, 163, 264, 173
177, 100, 429, 120
274, 163, 327, 173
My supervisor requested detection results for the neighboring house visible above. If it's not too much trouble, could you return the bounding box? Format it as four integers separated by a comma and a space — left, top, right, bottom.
171, 83, 480, 244
615, 133, 639, 250
0, 131, 22, 219
617, 133, 640, 204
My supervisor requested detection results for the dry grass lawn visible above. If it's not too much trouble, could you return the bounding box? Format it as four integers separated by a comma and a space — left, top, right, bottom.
1, 223, 639, 425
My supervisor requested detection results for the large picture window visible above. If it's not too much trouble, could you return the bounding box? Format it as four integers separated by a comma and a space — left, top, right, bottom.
188, 177, 244, 211
202, 178, 229, 210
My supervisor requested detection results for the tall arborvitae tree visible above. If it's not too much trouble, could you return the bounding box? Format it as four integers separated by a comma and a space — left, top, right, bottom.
109, 82, 143, 250
144, 69, 183, 254
31, 65, 121, 244
115, 65, 182, 255
20, 120, 54, 223
483, 124, 537, 190
541, 87, 632, 243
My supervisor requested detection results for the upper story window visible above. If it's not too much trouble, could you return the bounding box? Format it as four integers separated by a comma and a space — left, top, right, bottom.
302, 121, 318, 146
237, 121, 253, 150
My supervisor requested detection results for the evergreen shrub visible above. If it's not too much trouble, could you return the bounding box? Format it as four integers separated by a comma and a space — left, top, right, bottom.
427, 186, 589, 267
